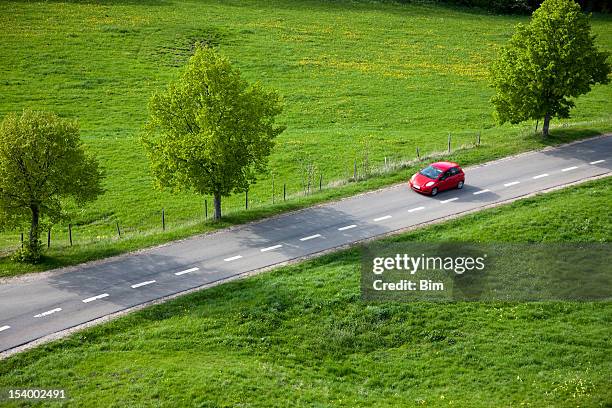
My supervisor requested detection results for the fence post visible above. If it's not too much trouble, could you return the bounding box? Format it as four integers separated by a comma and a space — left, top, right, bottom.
47, 228, 51, 249
69, 224, 73, 246
535, 119, 539, 132
205, 199, 208, 220
353, 159, 357, 180
416, 147, 420, 160
20, 232, 23, 249
477, 132, 481, 146
283, 183, 286, 201
448, 133, 451, 153
272, 175, 275, 204
319, 173, 322, 191
162, 209, 165, 231
245, 190, 248, 210
116, 221, 121, 238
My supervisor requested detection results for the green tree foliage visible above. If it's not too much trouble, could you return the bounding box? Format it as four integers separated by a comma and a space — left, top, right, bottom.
0, 110, 104, 262
417, 0, 611, 14
142, 46, 284, 220
490, 0, 610, 136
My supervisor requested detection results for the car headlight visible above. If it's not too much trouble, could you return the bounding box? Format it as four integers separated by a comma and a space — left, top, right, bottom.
410, 174, 415, 181
425, 181, 435, 187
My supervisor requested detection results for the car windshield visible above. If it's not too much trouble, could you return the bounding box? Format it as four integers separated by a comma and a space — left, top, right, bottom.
419, 165, 442, 179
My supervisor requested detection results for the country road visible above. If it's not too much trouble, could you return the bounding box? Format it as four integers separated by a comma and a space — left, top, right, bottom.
1, 136, 610, 355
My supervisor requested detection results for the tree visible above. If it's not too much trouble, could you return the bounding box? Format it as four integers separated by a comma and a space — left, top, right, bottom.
490, 0, 610, 136
142, 46, 284, 220
0, 110, 104, 262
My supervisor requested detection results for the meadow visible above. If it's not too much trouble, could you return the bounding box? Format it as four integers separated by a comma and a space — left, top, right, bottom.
0, 0, 611, 274
0, 177, 609, 407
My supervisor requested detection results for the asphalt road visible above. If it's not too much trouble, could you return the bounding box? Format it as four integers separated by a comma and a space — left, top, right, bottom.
0, 136, 610, 354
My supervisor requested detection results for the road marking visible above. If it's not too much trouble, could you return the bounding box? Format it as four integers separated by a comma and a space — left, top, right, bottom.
82, 293, 109, 303
175, 267, 199, 276
533, 173, 549, 179
561, 166, 578, 172
34, 308, 62, 318
131, 280, 156, 289
373, 215, 392, 222
440, 197, 459, 203
473, 189, 490, 195
224, 255, 243, 262
338, 225, 357, 231
504, 181, 520, 187
0, 325, 10, 332
408, 206, 425, 213
300, 234, 322, 241
261, 244, 283, 252
590, 159, 605, 165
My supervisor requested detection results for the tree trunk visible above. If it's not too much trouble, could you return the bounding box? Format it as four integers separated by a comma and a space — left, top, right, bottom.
542, 112, 551, 137
213, 191, 222, 220
28, 204, 40, 256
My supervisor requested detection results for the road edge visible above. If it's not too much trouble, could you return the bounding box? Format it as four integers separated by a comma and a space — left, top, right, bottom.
1, 171, 609, 360
1, 133, 609, 285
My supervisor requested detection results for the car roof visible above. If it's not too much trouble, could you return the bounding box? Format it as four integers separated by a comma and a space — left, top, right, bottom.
431, 161, 459, 171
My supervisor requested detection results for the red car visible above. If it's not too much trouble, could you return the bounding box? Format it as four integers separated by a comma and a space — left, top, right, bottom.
409, 161, 465, 196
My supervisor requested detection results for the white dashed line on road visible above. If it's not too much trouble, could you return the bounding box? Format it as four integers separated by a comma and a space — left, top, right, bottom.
440, 198, 459, 203
590, 159, 605, 165
473, 189, 490, 195
0, 325, 10, 332
224, 255, 243, 262
82, 293, 109, 303
533, 173, 549, 179
300, 234, 322, 241
338, 225, 357, 231
34, 308, 62, 318
261, 244, 283, 252
131, 280, 156, 289
373, 215, 392, 222
504, 181, 520, 187
408, 206, 425, 213
561, 166, 579, 172
175, 267, 199, 276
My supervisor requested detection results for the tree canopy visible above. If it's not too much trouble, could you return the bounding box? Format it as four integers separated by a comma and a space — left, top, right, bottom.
142, 46, 284, 220
0, 110, 104, 261
490, 0, 610, 136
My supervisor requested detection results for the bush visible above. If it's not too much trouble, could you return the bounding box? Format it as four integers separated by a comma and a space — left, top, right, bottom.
11, 240, 44, 264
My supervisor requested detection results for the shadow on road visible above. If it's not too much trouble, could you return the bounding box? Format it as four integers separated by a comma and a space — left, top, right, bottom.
423, 184, 502, 204
41, 204, 384, 306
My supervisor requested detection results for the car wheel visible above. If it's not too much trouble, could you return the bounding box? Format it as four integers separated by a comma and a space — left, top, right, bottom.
457, 180, 464, 189
431, 187, 438, 196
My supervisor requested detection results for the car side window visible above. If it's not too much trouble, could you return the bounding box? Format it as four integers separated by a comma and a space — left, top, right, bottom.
451, 167, 458, 176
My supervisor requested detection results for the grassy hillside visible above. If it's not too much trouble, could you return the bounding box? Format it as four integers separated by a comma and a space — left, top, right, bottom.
0, 0, 610, 269
1, 178, 610, 407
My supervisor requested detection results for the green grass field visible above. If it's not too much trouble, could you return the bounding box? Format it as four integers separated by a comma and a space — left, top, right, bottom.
0, 0, 611, 275
1, 178, 610, 407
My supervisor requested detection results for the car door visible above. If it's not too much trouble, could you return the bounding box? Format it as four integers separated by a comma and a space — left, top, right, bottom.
438, 170, 453, 191
447, 167, 460, 188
